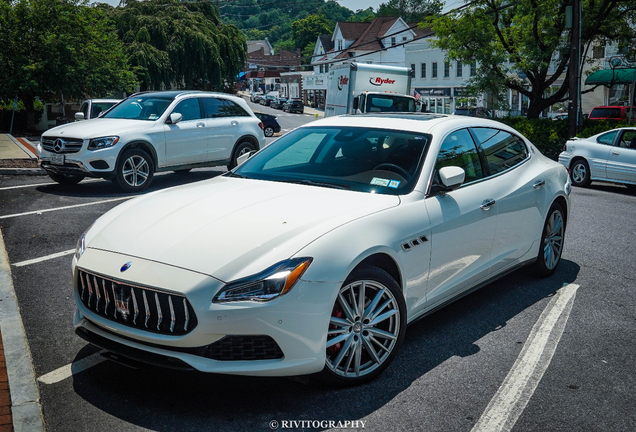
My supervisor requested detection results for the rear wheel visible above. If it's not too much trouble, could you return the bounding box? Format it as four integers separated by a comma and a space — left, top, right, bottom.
227, 141, 255, 170
113, 148, 154, 192
570, 159, 591, 187
320, 266, 406, 386
48, 173, 85, 185
264, 126, 274, 137
533, 202, 566, 277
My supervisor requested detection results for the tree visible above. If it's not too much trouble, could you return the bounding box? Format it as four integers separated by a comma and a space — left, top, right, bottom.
378, 0, 442, 22
108, 0, 247, 91
0, 0, 137, 130
291, 13, 333, 53
426, 0, 636, 118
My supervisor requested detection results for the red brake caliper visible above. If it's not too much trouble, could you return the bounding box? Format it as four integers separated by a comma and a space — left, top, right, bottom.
327, 303, 344, 356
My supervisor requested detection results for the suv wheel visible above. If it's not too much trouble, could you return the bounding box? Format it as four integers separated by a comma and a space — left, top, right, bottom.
264, 126, 274, 137
48, 173, 85, 185
227, 141, 255, 170
113, 148, 154, 192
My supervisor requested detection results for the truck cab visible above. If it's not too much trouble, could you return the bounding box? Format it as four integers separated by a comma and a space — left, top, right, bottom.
354, 92, 417, 114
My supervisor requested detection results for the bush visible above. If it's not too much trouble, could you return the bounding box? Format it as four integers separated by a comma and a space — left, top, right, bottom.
0, 99, 44, 134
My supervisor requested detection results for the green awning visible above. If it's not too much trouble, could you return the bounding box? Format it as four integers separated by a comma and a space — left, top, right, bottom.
585, 68, 636, 86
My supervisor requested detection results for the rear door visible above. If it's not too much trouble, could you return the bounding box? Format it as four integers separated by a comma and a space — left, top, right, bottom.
607, 129, 636, 183
200, 97, 236, 161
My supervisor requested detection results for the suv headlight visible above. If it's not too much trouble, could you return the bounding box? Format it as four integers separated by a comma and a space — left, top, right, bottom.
88, 136, 119, 150
213, 258, 312, 303
75, 223, 94, 260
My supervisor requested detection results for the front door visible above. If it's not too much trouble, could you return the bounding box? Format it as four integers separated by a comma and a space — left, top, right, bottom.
607, 129, 636, 183
164, 98, 208, 166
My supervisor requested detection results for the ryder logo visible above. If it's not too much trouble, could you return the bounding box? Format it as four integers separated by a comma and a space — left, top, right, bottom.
369, 77, 397, 86
337, 75, 349, 91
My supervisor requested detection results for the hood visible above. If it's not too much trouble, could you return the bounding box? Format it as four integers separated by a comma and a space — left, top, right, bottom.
86, 177, 399, 282
43, 118, 157, 139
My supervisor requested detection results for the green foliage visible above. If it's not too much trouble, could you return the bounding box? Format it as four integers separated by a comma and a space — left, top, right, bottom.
577, 120, 628, 140
427, 0, 636, 119
377, 0, 442, 22
291, 14, 332, 53
108, 0, 246, 91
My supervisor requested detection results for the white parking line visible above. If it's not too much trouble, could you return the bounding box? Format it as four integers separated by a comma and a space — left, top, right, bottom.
12, 249, 75, 267
0, 178, 101, 191
38, 352, 106, 385
0, 196, 132, 219
471, 283, 580, 432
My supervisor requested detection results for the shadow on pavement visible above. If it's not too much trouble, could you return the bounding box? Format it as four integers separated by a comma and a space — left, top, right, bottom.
64, 260, 580, 431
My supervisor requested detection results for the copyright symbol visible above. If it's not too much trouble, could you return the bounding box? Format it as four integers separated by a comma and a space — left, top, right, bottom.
269, 420, 279, 429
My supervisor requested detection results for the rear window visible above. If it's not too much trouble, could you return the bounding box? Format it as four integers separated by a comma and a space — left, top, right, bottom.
590, 108, 621, 119
472, 128, 529, 175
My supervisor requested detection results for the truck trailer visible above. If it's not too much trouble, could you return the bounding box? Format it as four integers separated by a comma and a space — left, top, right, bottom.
324, 63, 417, 117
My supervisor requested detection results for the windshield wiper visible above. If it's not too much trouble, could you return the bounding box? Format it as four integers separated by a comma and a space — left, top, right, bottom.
287, 179, 350, 190
224, 172, 250, 179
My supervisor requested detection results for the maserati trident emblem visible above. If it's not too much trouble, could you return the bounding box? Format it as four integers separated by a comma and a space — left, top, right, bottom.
53, 139, 65, 153
120, 262, 132, 272
113, 284, 131, 321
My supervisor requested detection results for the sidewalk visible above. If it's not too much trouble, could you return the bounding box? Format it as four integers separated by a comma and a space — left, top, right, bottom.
0, 134, 43, 175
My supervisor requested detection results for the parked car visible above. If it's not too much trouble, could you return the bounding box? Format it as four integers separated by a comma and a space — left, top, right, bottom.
38, 91, 265, 191
283, 99, 304, 114
559, 127, 636, 190
259, 95, 277, 106
588, 106, 636, 121
75, 99, 121, 121
72, 113, 570, 385
254, 112, 281, 137
270, 97, 288, 110
250, 92, 264, 103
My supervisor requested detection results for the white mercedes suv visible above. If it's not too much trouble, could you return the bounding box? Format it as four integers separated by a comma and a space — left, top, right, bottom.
37, 91, 266, 192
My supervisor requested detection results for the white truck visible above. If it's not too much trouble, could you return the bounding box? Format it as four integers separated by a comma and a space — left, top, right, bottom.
325, 63, 417, 117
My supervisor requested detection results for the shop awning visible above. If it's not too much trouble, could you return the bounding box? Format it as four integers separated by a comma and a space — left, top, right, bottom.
585, 68, 636, 86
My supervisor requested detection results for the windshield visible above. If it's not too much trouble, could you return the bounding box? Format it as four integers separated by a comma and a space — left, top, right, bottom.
366, 95, 416, 113
232, 126, 431, 195
102, 96, 173, 121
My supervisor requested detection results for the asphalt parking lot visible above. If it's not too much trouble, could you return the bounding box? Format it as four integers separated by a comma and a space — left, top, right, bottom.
1, 163, 635, 430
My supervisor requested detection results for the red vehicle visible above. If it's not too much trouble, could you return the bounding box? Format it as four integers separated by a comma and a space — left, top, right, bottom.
588, 106, 636, 121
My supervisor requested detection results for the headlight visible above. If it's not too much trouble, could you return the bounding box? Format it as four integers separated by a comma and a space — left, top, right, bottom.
213, 258, 312, 303
87, 136, 119, 150
75, 223, 94, 260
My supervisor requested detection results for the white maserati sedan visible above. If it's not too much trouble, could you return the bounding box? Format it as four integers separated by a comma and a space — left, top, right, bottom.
73, 114, 571, 385
558, 127, 636, 190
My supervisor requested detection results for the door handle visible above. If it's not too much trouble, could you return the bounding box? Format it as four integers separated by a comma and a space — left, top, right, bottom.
612, 150, 620, 156
196, 122, 205, 128
231, 120, 239, 126
480, 199, 496, 210
533, 179, 546, 188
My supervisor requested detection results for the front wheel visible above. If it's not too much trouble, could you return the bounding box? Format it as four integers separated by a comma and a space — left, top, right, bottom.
320, 266, 406, 386
570, 159, 591, 187
227, 141, 255, 170
48, 173, 85, 185
533, 202, 566, 277
113, 148, 154, 193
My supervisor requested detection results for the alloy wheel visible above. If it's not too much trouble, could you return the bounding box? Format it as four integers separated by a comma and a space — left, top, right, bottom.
572, 163, 587, 183
122, 155, 150, 187
543, 209, 564, 270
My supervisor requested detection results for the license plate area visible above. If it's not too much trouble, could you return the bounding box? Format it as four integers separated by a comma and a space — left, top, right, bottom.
50, 154, 65, 165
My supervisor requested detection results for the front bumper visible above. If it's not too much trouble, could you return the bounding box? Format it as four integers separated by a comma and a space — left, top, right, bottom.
37, 140, 120, 178
73, 248, 337, 376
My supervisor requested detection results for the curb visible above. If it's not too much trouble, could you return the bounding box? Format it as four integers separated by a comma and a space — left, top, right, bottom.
0, 168, 46, 176
6, 136, 37, 160
0, 230, 45, 432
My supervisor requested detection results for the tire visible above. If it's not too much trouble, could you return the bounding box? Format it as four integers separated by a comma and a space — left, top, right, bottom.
533, 202, 566, 277
173, 168, 192, 174
264, 126, 274, 137
48, 173, 85, 185
319, 266, 406, 386
625, 184, 636, 193
113, 148, 154, 193
570, 159, 591, 187
227, 141, 255, 170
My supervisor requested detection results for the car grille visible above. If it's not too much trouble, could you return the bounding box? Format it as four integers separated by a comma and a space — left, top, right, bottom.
77, 270, 197, 336
202, 336, 284, 361
42, 137, 84, 154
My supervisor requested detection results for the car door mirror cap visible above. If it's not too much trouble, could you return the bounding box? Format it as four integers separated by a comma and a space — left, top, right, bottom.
168, 113, 183, 124
74, 112, 85, 120
439, 166, 465, 190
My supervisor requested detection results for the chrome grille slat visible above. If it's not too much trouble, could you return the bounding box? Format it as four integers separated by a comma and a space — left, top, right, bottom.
42, 137, 83, 154
77, 270, 197, 336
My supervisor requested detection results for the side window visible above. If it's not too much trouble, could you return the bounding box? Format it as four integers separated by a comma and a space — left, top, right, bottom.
81, 102, 89, 118
472, 128, 528, 175
597, 130, 618, 146
200, 98, 225, 118
619, 130, 636, 149
172, 98, 201, 121
223, 100, 249, 117
435, 129, 483, 183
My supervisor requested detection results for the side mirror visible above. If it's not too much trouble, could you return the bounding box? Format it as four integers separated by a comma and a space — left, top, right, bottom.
74, 112, 85, 120
353, 96, 359, 111
167, 112, 183, 124
438, 166, 465, 190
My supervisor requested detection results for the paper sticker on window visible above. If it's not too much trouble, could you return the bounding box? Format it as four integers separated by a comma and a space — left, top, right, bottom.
388, 180, 401, 188
370, 177, 390, 187
149, 114, 157, 120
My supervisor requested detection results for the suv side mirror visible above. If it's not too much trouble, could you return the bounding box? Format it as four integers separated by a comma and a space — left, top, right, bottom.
167, 113, 183, 124
74, 112, 85, 120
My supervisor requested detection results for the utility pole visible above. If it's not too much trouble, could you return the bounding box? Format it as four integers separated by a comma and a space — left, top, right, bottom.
568, 0, 581, 137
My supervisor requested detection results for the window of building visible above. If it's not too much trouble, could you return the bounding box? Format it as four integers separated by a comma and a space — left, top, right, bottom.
470, 61, 476, 77
402, 36, 407, 41
421, 63, 426, 79
391, 37, 396, 46
456, 61, 462, 78
319, 64, 324, 73
337, 40, 343, 51
444, 61, 450, 78
325, 63, 329, 72
593, 45, 605, 59
410, 64, 415, 78
432, 62, 438, 78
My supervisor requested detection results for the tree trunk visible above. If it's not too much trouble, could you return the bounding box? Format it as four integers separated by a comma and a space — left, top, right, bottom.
22, 95, 36, 132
